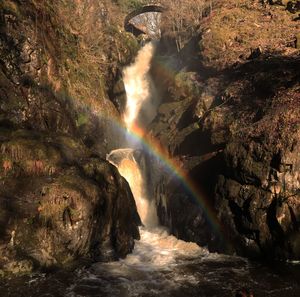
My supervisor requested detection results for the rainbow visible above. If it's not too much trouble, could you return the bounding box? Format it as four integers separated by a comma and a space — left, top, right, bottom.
67, 77, 230, 249
105, 115, 229, 250
71, 39, 230, 249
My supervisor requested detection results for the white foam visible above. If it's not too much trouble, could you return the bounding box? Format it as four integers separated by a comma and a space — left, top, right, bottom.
123, 42, 155, 130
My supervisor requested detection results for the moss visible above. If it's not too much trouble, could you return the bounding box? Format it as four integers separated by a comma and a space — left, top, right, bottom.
76, 112, 89, 128
56, 135, 86, 154
0, 129, 91, 179
162, 71, 203, 104
0, 70, 25, 119
4, 260, 34, 275
120, 32, 140, 63
0, 0, 20, 17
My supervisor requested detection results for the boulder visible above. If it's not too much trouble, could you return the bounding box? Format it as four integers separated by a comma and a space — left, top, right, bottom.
0, 130, 140, 274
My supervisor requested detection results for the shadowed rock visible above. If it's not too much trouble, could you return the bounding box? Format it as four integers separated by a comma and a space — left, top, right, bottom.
0, 129, 141, 274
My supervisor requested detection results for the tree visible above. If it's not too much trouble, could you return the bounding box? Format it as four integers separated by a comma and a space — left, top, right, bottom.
161, 0, 213, 51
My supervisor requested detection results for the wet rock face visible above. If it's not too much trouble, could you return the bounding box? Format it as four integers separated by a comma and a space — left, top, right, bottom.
150, 0, 300, 259
0, 130, 140, 273
0, 3, 74, 133
216, 127, 300, 259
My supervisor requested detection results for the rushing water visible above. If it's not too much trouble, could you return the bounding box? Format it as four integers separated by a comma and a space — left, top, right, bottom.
1, 235, 300, 297
2, 43, 300, 297
123, 42, 158, 131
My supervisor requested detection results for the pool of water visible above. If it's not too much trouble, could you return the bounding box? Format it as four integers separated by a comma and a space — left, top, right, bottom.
1, 227, 300, 297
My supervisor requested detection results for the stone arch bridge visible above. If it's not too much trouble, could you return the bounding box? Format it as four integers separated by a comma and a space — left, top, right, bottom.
124, 5, 165, 38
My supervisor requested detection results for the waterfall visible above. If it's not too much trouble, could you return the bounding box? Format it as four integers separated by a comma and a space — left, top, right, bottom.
123, 42, 158, 131
107, 148, 159, 228
107, 42, 159, 228
106, 42, 202, 266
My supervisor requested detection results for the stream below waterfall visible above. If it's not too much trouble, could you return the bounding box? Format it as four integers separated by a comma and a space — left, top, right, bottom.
1, 43, 300, 297
1, 225, 300, 297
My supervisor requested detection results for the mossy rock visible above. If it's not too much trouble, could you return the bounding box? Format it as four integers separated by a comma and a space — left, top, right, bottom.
0, 157, 140, 270
0, 129, 90, 179
172, 72, 202, 101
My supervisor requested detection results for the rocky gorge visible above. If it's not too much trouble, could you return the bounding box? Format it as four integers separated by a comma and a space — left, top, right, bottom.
0, 0, 300, 286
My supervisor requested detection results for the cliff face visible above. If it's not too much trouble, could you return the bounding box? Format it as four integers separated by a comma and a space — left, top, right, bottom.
0, 0, 139, 153
0, 0, 140, 274
151, 0, 300, 259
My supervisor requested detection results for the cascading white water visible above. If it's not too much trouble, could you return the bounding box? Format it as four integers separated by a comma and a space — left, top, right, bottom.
107, 42, 203, 254
123, 42, 155, 129
106, 42, 160, 228
123, 42, 158, 131
107, 148, 159, 228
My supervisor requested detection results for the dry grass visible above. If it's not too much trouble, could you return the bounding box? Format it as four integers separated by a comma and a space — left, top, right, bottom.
199, 0, 300, 69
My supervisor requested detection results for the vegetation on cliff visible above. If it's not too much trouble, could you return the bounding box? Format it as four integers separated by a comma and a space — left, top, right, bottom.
0, 0, 139, 138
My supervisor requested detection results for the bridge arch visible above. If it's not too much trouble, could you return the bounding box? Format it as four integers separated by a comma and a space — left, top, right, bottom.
124, 5, 166, 37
